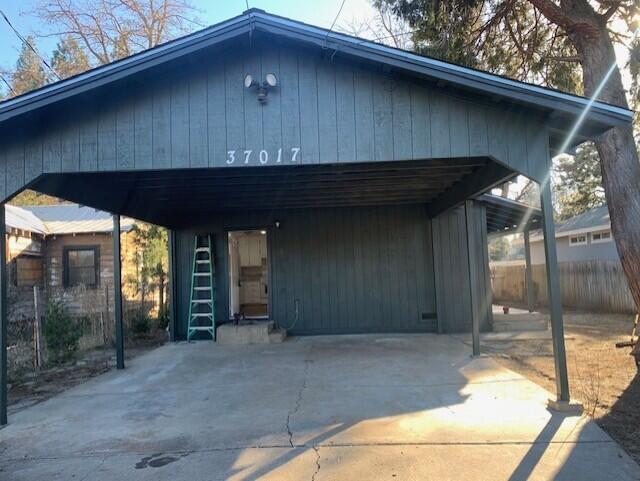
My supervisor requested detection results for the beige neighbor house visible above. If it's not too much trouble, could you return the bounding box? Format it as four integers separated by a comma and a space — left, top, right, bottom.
5, 204, 144, 370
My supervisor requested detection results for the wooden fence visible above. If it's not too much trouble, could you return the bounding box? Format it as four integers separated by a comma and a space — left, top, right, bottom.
491, 260, 636, 314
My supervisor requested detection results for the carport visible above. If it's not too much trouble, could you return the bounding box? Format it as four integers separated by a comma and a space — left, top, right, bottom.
0, 9, 633, 425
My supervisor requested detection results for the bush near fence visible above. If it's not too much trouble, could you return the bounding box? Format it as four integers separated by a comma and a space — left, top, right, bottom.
491, 260, 636, 314
7, 282, 162, 374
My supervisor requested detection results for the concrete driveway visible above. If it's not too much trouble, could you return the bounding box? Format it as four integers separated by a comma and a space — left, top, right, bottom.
2, 334, 639, 480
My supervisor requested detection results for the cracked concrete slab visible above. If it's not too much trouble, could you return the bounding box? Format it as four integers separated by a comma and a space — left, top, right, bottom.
1, 334, 639, 480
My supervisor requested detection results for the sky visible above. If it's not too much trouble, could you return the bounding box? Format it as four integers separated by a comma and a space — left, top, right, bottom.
0, 0, 376, 70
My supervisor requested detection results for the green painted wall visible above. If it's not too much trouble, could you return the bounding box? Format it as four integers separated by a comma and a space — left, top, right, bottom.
173, 201, 495, 339
432, 204, 492, 333
175, 204, 438, 338
0, 41, 550, 202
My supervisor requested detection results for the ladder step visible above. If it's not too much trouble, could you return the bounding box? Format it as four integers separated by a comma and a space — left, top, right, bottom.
191, 313, 213, 318
193, 287, 210, 291
196, 260, 209, 264
191, 299, 212, 303
195, 247, 211, 253
189, 327, 215, 332
194, 273, 211, 276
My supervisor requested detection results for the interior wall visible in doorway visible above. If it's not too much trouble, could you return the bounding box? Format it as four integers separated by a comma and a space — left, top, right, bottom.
228, 230, 268, 319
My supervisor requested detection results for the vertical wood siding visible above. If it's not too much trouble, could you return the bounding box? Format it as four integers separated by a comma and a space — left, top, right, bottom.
174, 204, 437, 338
432, 203, 492, 333
0, 44, 549, 200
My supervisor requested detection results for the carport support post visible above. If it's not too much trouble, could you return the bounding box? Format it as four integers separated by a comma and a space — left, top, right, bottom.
0, 204, 7, 426
113, 215, 124, 370
540, 181, 570, 403
168, 230, 178, 342
464, 200, 481, 356
524, 228, 535, 312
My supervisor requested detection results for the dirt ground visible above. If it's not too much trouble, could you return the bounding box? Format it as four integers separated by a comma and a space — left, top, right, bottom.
484, 310, 640, 464
8, 333, 166, 414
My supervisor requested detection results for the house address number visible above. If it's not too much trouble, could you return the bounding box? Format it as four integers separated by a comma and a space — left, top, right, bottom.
226, 147, 300, 165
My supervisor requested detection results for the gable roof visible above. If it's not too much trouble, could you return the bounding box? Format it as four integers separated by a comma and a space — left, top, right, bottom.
0, 9, 632, 153
6, 204, 135, 235
5, 205, 47, 235
522, 203, 611, 243
555, 204, 610, 236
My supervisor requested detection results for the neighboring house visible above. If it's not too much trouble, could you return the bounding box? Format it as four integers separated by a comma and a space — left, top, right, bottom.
512, 204, 616, 265
490, 203, 634, 315
5, 204, 135, 317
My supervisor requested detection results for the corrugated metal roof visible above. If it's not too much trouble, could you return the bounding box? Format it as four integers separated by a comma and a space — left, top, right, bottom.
556, 204, 610, 234
7, 204, 134, 235
5, 205, 47, 234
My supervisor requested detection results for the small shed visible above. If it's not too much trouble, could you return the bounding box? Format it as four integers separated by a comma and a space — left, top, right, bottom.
0, 9, 632, 423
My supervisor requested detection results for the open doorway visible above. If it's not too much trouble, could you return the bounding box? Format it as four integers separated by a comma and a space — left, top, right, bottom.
228, 230, 269, 320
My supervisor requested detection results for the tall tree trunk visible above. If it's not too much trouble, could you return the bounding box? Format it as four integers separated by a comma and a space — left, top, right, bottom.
565, 7, 640, 359
158, 270, 165, 313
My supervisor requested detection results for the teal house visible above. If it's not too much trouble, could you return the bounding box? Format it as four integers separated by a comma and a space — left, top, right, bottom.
0, 9, 632, 423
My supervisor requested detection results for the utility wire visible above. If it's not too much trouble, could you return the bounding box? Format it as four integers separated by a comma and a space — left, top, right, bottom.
0, 73, 15, 96
0, 9, 61, 81
354, 28, 420, 46
328, 0, 347, 34
245, 0, 250, 10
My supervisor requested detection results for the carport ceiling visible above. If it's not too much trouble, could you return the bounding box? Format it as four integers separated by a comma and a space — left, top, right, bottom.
31, 158, 495, 228
481, 194, 542, 235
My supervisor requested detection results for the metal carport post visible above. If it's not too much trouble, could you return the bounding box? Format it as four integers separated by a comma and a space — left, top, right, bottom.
540, 180, 570, 403
113, 215, 125, 370
0, 204, 6, 425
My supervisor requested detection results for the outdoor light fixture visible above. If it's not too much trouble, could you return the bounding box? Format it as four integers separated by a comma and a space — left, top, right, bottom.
274, 220, 281, 229
244, 73, 278, 103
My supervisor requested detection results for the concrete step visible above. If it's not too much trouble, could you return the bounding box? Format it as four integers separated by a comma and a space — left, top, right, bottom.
217, 321, 287, 345
493, 317, 548, 332
268, 328, 287, 343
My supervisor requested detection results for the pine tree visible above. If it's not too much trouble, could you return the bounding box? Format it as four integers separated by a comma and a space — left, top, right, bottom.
9, 190, 67, 206
554, 142, 605, 221
51, 36, 90, 79
11, 36, 47, 95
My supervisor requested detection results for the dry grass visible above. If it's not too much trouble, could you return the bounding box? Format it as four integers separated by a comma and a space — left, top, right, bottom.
485, 311, 640, 463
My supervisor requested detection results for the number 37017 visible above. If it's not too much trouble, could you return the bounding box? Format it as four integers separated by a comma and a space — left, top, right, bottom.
226, 147, 300, 165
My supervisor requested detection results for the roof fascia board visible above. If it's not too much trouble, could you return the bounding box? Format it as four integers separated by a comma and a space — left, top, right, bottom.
250, 14, 632, 125
479, 194, 542, 216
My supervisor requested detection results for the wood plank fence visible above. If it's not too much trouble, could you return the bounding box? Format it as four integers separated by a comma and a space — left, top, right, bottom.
491, 260, 636, 314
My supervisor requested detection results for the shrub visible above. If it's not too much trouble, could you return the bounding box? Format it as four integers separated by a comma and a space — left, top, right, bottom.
43, 300, 80, 363
130, 309, 151, 337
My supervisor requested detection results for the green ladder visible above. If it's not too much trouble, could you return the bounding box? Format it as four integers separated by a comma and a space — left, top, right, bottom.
187, 235, 216, 341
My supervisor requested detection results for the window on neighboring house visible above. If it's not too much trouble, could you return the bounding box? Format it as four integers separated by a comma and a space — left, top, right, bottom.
63, 246, 100, 288
591, 230, 612, 244
569, 235, 587, 246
